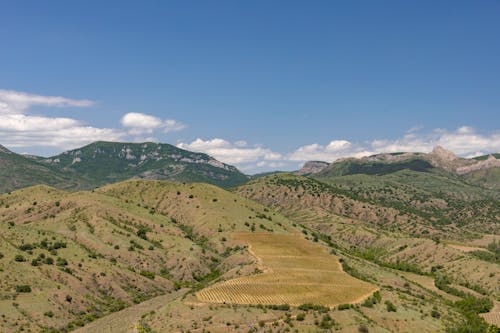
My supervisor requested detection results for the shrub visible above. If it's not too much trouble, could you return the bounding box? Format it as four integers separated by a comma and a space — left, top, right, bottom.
136, 226, 149, 240
44, 257, 54, 265
14, 254, 26, 262
65, 295, 72, 303
296, 313, 306, 321
18, 243, 36, 251
337, 304, 351, 310
140, 270, 155, 279
358, 325, 369, 333
44, 311, 54, 317
385, 300, 397, 312
16, 285, 32, 293
56, 257, 68, 266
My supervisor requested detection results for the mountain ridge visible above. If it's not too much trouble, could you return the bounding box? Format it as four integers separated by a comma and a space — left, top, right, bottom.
0, 141, 249, 193
296, 146, 500, 178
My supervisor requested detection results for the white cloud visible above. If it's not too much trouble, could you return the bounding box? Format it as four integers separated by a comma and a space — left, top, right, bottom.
0, 89, 94, 114
121, 112, 185, 135
289, 127, 500, 164
0, 90, 187, 152
177, 138, 283, 170
176, 127, 500, 173
0, 89, 123, 150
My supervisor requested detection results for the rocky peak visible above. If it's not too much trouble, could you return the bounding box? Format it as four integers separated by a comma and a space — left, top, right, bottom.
429, 146, 458, 161
296, 161, 330, 175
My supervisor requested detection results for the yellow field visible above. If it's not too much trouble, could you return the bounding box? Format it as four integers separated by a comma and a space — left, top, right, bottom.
196, 233, 377, 306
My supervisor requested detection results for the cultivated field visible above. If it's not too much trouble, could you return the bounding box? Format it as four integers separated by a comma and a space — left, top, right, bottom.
197, 233, 377, 306
481, 302, 500, 327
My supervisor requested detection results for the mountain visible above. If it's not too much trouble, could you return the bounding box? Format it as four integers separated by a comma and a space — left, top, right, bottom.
0, 141, 249, 193
0, 145, 91, 193
300, 146, 500, 179
41, 141, 249, 188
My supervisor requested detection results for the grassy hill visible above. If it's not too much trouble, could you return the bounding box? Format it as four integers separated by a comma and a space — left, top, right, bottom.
313, 168, 499, 234
2, 179, 493, 332
0, 180, 290, 332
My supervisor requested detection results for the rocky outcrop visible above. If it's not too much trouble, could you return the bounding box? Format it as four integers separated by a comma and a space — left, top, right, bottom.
296, 161, 330, 175
456, 155, 500, 175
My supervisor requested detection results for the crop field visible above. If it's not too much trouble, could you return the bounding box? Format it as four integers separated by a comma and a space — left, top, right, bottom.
197, 233, 377, 306
481, 301, 500, 326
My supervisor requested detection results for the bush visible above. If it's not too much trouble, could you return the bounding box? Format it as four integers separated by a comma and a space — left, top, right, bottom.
358, 325, 369, 333
296, 313, 306, 321
65, 295, 72, 303
337, 304, 351, 310
56, 257, 68, 266
140, 270, 155, 279
44, 311, 54, 317
16, 285, 32, 293
385, 300, 397, 312
136, 226, 149, 240
14, 254, 26, 262
44, 257, 54, 265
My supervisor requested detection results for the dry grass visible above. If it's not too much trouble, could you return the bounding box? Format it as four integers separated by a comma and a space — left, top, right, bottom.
197, 232, 377, 306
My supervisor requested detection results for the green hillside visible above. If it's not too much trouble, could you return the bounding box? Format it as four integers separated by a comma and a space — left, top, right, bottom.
0, 146, 91, 193
0, 141, 249, 193
43, 141, 249, 188
316, 157, 435, 177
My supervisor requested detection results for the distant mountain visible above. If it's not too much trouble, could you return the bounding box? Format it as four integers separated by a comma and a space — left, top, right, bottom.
40, 141, 249, 188
0, 145, 90, 193
297, 146, 500, 188
0, 141, 249, 193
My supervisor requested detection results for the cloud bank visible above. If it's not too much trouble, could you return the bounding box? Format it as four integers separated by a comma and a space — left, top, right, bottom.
178, 127, 500, 172
0, 89, 184, 150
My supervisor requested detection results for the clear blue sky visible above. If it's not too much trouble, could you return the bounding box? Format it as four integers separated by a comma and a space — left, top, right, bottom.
0, 1, 499, 172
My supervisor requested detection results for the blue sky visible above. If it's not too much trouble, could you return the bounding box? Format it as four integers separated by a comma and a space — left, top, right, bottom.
0, 1, 499, 172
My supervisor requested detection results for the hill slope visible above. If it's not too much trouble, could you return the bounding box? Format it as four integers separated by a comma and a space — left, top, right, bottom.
0, 145, 91, 193
0, 180, 291, 332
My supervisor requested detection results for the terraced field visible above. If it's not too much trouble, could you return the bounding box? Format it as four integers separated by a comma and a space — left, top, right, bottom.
481, 301, 500, 327
197, 233, 377, 306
